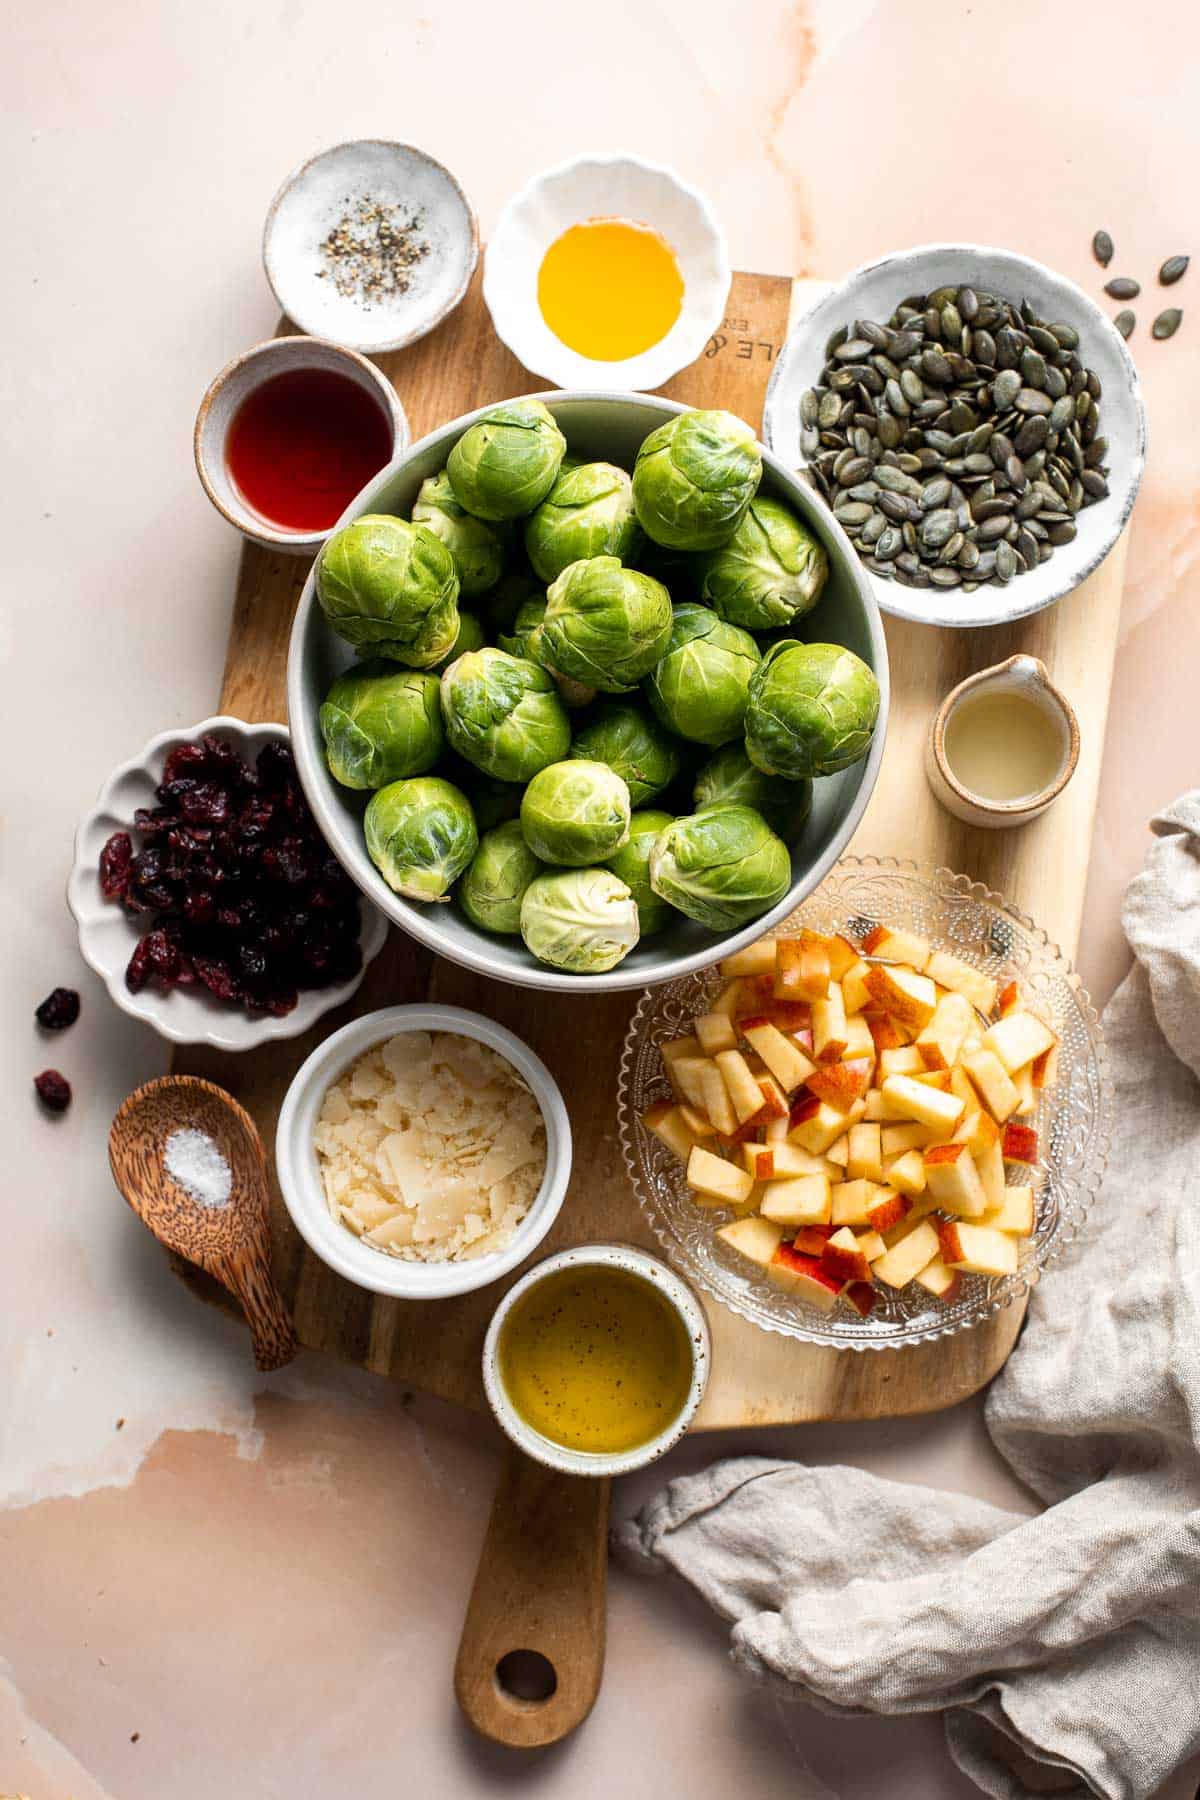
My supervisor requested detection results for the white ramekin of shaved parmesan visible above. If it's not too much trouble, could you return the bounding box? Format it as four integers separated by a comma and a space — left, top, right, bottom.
276, 1005, 571, 1298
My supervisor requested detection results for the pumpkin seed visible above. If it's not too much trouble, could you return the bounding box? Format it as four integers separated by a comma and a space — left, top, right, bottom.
1092, 230, 1114, 268
1159, 256, 1189, 286
1104, 277, 1140, 300
1152, 308, 1183, 340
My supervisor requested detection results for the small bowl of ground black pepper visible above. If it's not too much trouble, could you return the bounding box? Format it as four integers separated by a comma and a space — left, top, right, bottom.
763, 244, 1146, 630
263, 139, 479, 355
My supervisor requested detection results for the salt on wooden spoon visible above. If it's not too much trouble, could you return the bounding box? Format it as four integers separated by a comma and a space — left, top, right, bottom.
109, 1075, 297, 1371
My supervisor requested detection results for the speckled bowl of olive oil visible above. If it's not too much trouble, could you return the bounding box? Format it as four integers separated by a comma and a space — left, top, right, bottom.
484, 1245, 710, 1476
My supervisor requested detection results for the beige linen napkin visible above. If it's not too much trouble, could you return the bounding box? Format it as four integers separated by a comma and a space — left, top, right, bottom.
621, 796, 1200, 1800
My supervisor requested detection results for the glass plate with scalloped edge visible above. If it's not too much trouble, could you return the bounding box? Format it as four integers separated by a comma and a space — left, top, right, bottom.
617, 857, 1111, 1349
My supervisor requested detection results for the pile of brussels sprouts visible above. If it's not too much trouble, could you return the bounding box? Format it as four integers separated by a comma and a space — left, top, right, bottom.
313, 401, 880, 975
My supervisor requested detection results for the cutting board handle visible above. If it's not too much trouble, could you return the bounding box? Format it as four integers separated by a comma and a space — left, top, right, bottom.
454, 1446, 609, 1748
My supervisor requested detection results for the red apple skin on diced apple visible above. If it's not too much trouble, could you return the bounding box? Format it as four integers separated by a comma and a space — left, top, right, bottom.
769, 1243, 842, 1309
793, 1224, 834, 1256
1001, 1122, 1038, 1164
866, 1012, 910, 1051
998, 981, 1021, 1016
843, 1281, 877, 1318
935, 1218, 965, 1265
806, 1058, 872, 1111
820, 1234, 871, 1285
866, 1190, 910, 1233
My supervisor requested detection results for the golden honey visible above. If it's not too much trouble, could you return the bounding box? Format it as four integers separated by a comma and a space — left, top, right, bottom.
537, 219, 685, 361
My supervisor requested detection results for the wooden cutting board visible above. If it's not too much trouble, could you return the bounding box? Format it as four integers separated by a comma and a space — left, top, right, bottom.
173, 265, 1128, 1746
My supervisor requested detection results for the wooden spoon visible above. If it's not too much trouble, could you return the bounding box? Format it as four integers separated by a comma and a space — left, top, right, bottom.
109, 1074, 298, 1371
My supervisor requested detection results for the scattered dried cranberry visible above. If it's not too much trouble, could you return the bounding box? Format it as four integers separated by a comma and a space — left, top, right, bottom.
99, 832, 133, 900
35, 1070, 72, 1113
36, 987, 81, 1031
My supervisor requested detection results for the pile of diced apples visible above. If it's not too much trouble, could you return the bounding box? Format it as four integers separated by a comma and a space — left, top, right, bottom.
641, 924, 1058, 1317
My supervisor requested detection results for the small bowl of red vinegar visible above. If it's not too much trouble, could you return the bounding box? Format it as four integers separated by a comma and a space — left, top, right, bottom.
194, 336, 408, 555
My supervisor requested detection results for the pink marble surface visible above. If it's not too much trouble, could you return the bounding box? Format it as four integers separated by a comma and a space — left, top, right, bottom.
4, 0, 1198, 1794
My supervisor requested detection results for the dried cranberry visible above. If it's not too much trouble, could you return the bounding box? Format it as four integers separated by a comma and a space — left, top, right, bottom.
35, 1069, 72, 1113
183, 889, 215, 925
125, 938, 153, 992
36, 987, 81, 1030
179, 782, 232, 826
163, 742, 211, 782
194, 957, 239, 1001
256, 741, 295, 789
99, 833, 133, 900
142, 929, 181, 985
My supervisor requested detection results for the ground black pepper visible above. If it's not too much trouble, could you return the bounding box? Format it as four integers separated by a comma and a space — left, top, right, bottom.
316, 195, 430, 308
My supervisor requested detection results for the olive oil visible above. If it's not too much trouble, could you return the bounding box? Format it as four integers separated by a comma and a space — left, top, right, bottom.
537, 219, 684, 361
944, 690, 1063, 803
497, 1265, 694, 1454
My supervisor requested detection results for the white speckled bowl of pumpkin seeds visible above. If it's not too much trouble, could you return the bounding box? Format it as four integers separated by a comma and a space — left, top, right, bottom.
764, 244, 1146, 630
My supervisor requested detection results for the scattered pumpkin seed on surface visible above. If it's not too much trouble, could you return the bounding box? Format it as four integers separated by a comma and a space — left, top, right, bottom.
1114, 309, 1136, 339
1152, 308, 1183, 340
1092, 230, 1114, 268
1104, 277, 1140, 300
1158, 256, 1189, 286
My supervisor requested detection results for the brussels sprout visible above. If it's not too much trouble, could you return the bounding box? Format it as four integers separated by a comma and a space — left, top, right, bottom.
497, 596, 546, 661
318, 662, 444, 790
411, 469, 506, 598
315, 514, 461, 668
604, 809, 675, 936
539, 556, 672, 693
632, 409, 762, 551
744, 641, 881, 779
693, 745, 812, 845
520, 868, 640, 974
643, 603, 759, 748
520, 759, 631, 866
429, 610, 485, 675
446, 400, 567, 522
569, 700, 680, 807
458, 819, 543, 935
648, 804, 791, 931
695, 496, 829, 631
441, 647, 571, 784
364, 776, 478, 901
524, 462, 643, 584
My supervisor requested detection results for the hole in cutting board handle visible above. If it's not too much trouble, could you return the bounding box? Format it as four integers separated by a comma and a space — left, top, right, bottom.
495, 1649, 558, 1705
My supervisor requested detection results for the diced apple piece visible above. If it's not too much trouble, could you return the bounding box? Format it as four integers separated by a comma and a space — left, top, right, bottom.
1001, 1122, 1038, 1165
678, 1103, 716, 1138
741, 1143, 776, 1182
805, 1057, 873, 1114
820, 1226, 872, 1285
695, 1010, 738, 1055
861, 924, 931, 971
975, 1139, 1007, 1211
697, 1061, 737, 1136
880, 1074, 965, 1133
787, 1095, 846, 1154
880, 1120, 941, 1156
719, 940, 776, 979
982, 1185, 1035, 1236
952, 1109, 1000, 1156
862, 1087, 887, 1122
879, 1045, 926, 1079
687, 1146, 754, 1205
913, 1068, 953, 1091
914, 1257, 962, 1301
949, 1065, 978, 1111
841, 1280, 877, 1318
963, 1048, 1021, 1124
915, 991, 974, 1071
716, 1215, 782, 1268
768, 1244, 842, 1309
668, 1055, 712, 1113
738, 1016, 815, 1093
825, 934, 860, 979
661, 1033, 702, 1068
775, 933, 831, 1002
812, 984, 849, 1062
754, 1075, 789, 1122
841, 959, 873, 1015
714, 1049, 765, 1125
872, 1219, 940, 1289
855, 1228, 888, 1262
764, 1111, 789, 1144
829, 1178, 878, 1228
792, 1223, 834, 1256
641, 1102, 700, 1164
865, 1187, 910, 1233
841, 1014, 876, 1063
924, 950, 998, 1016
765, 1140, 832, 1178
886, 1148, 927, 1196
982, 1010, 1057, 1075
863, 964, 938, 1031
865, 1011, 912, 1050
826, 1132, 850, 1169
1031, 1042, 1059, 1091
759, 1173, 831, 1227
997, 979, 1022, 1016
1012, 1064, 1037, 1116
846, 1122, 883, 1183
923, 1142, 987, 1217
936, 1219, 1019, 1278
709, 980, 746, 1022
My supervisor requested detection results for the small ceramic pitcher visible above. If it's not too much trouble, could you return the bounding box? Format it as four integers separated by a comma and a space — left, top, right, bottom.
926, 654, 1080, 829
